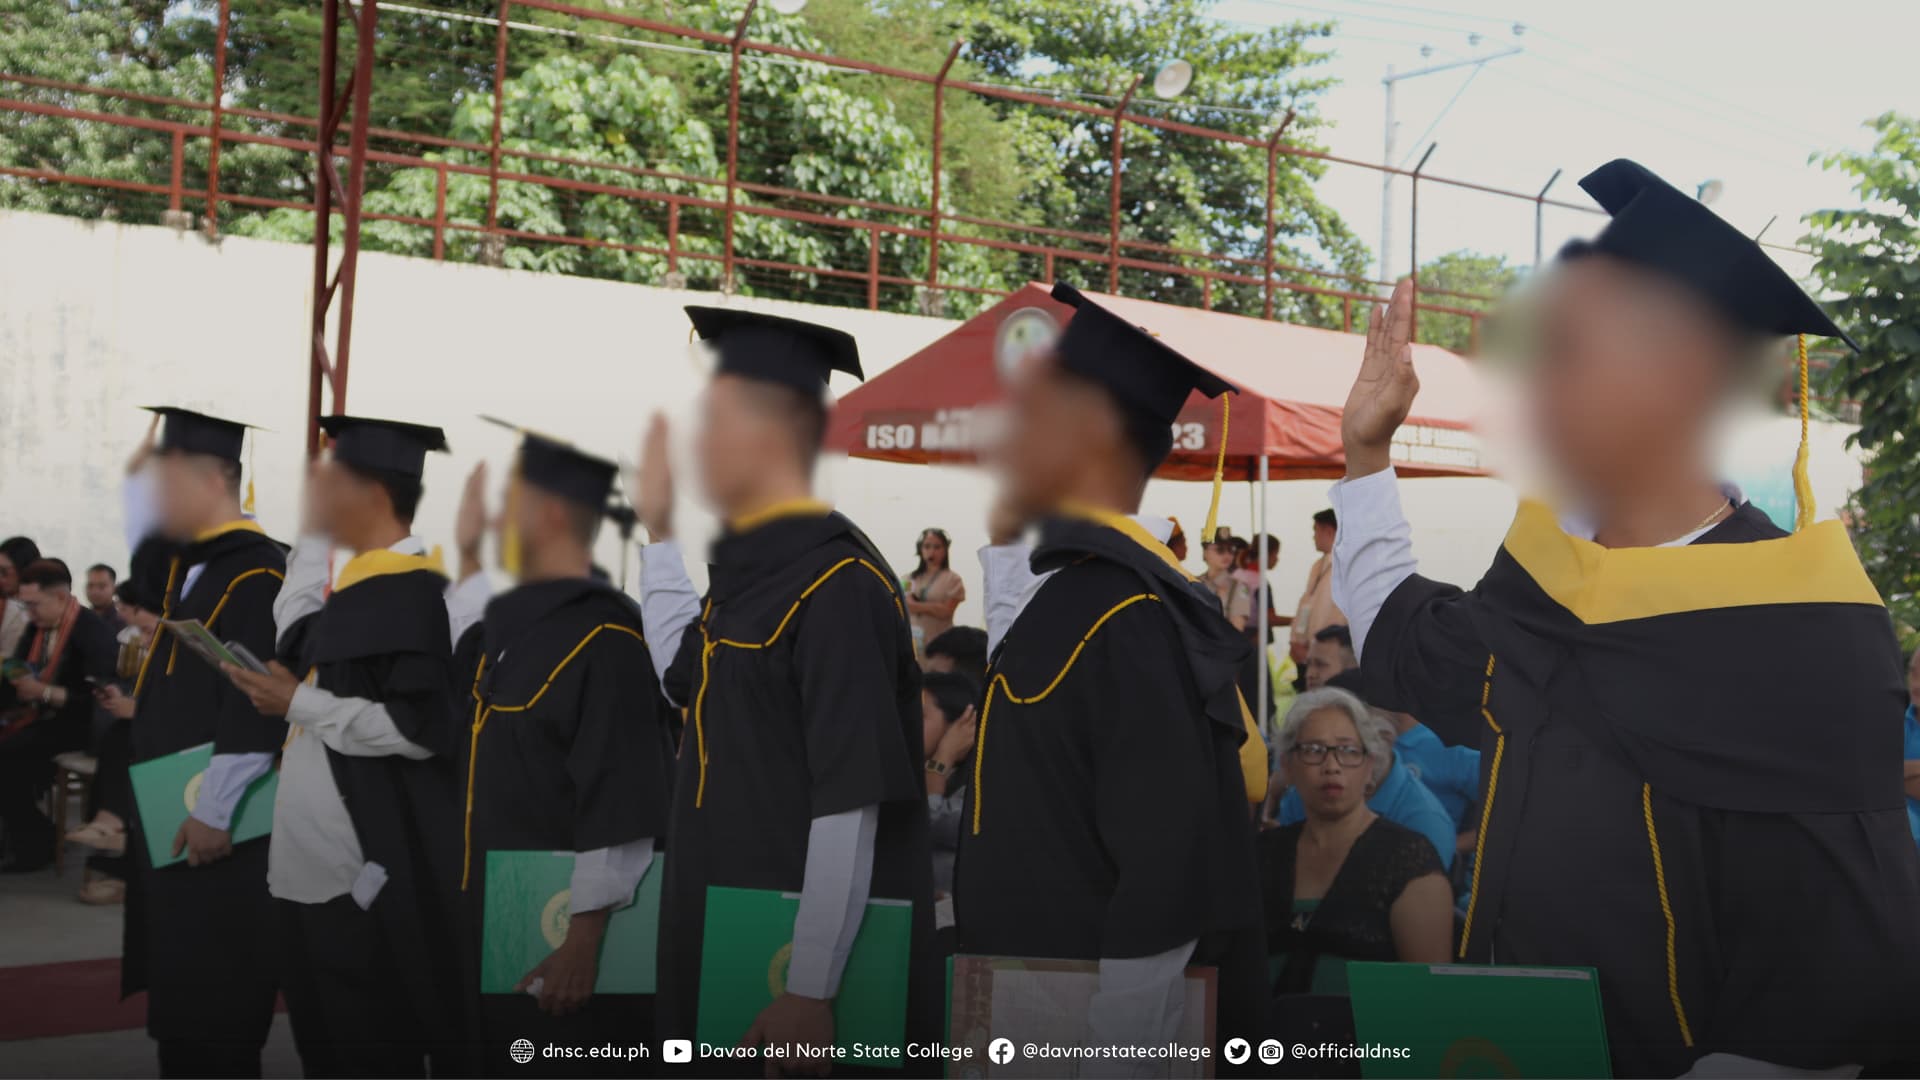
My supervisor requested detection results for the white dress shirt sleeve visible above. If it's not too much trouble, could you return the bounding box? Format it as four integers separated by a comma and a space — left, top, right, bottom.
784, 804, 879, 1000
568, 837, 655, 915
286, 682, 433, 760
123, 471, 160, 554
444, 571, 493, 644
638, 540, 703, 708
273, 536, 332, 645
979, 541, 1048, 656
1086, 939, 1198, 1079
1328, 467, 1418, 663
190, 751, 277, 830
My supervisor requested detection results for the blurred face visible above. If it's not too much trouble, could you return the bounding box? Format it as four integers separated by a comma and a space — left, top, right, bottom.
85, 570, 116, 610
152, 453, 228, 540
18, 583, 68, 629
0, 555, 15, 599
1292, 707, 1372, 819
1529, 258, 1734, 503
920, 689, 950, 755
1908, 646, 1920, 709
918, 531, 949, 571
1304, 637, 1355, 690
998, 357, 1117, 520
697, 375, 805, 515
1313, 521, 1335, 555
310, 456, 387, 548
115, 599, 159, 637
1203, 541, 1235, 573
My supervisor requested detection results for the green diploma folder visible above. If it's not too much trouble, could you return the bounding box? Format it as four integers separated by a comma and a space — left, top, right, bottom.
696, 886, 912, 1065
479, 850, 663, 994
1347, 962, 1613, 1079
129, 741, 278, 868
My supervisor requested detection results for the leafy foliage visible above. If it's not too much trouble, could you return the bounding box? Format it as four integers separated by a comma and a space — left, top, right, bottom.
1804, 112, 1920, 642
1414, 250, 1519, 353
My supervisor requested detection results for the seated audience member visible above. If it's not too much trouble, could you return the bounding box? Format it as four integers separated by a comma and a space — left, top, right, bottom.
1259, 687, 1452, 998
0, 559, 117, 872
71, 581, 164, 902
923, 625, 988, 684
85, 564, 124, 635
1381, 707, 1480, 831
1303, 623, 1356, 690
920, 669, 979, 900
1270, 672, 1457, 870
0, 536, 41, 658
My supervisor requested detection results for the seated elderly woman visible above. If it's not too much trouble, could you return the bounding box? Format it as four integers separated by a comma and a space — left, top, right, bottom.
1259, 686, 1453, 995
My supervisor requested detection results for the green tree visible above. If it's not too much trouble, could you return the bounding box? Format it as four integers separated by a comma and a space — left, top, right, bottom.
1805, 111, 1920, 641
1413, 250, 1519, 353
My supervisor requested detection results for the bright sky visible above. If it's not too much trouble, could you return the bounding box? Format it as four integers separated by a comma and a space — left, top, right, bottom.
1203, 0, 1918, 284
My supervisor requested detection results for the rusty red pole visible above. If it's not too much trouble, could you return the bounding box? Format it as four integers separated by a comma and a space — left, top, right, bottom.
169, 130, 184, 212
867, 225, 880, 310
332, 0, 379, 414
204, 0, 230, 235
1107, 74, 1142, 294
721, 1, 758, 292
927, 40, 961, 298
485, 0, 509, 233
433, 163, 448, 259
307, 0, 342, 460
1262, 109, 1295, 321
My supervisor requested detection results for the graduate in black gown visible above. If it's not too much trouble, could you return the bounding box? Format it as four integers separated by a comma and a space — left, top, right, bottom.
955, 284, 1270, 1063
451, 428, 677, 1076
1334, 160, 1920, 1075
637, 308, 938, 1072
119, 407, 286, 1078
222, 416, 468, 1077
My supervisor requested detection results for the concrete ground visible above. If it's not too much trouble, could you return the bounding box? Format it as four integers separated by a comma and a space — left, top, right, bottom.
0, 820, 299, 1078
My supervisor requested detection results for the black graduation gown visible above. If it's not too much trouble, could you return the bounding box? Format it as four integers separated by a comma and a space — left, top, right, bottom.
453, 577, 676, 1076
276, 560, 468, 1070
955, 509, 1268, 1050
1360, 498, 1920, 1076
656, 510, 940, 1069
121, 523, 287, 1043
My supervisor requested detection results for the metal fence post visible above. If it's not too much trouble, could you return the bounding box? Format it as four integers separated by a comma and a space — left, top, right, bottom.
1107, 74, 1141, 294
433, 162, 448, 259
204, 0, 230, 235
1408, 142, 1435, 341
485, 0, 509, 237
1533, 167, 1562, 272
927, 40, 961, 297
722, 0, 759, 294
1262, 109, 1295, 321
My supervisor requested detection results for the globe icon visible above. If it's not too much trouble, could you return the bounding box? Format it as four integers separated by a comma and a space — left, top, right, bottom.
510, 1039, 536, 1064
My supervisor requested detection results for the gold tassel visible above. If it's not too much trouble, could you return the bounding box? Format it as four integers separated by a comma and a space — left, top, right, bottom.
500, 469, 524, 576
243, 429, 257, 516
1792, 334, 1814, 532
1201, 393, 1232, 542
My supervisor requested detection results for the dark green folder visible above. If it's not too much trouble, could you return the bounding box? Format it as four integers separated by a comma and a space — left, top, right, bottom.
129, 741, 278, 868
696, 886, 912, 1066
480, 850, 663, 994
1347, 962, 1612, 1079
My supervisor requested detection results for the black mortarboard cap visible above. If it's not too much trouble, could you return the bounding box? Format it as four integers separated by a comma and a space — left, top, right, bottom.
1050, 282, 1238, 428
685, 306, 863, 395
1564, 159, 1856, 349
318, 415, 449, 479
142, 406, 252, 462
482, 417, 618, 510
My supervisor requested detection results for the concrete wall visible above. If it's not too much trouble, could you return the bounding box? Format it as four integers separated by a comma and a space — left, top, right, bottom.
0, 209, 1865, 630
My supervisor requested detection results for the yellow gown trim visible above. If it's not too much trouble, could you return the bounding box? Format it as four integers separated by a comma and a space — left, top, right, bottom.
333, 547, 447, 592
1642, 783, 1696, 1047
729, 498, 833, 533
194, 519, 267, 542
1055, 500, 1194, 582
1500, 498, 1881, 624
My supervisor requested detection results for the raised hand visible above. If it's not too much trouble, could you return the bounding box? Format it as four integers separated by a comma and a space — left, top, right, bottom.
637, 413, 674, 542
455, 461, 489, 577
1341, 277, 1421, 478
125, 413, 160, 476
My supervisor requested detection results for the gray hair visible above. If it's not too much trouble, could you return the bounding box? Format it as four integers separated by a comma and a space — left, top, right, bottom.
1278, 687, 1393, 785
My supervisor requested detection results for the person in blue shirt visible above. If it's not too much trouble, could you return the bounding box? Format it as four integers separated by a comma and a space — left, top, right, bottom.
1385, 710, 1480, 830
1271, 670, 1456, 869
1905, 644, 1920, 849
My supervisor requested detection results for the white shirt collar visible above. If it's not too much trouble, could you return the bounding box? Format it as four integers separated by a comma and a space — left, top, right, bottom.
1129, 514, 1174, 544
389, 535, 428, 556
1557, 483, 1747, 548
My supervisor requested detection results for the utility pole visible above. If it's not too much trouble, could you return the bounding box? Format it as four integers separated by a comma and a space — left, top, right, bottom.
1377, 39, 1524, 288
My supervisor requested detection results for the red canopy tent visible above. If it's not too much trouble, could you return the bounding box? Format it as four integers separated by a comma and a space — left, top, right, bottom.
826, 283, 1490, 481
